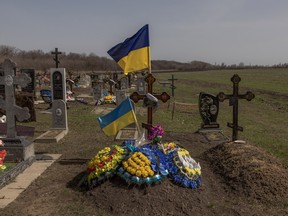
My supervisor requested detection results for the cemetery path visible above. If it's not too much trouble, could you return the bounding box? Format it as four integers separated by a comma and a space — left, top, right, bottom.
1, 131, 287, 216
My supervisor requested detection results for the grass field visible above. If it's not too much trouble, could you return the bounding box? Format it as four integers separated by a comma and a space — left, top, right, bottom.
151, 68, 288, 165
14, 68, 288, 168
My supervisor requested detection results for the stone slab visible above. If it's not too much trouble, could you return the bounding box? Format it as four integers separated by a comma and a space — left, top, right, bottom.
0, 138, 34, 162
0, 154, 61, 208
34, 129, 68, 143
115, 128, 139, 140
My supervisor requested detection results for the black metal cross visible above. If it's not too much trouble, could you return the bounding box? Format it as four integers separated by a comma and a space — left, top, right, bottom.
130, 73, 170, 131
168, 74, 178, 97
217, 74, 255, 141
51, 48, 62, 68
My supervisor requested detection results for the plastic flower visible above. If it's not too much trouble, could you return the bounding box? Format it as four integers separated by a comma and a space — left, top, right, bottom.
148, 124, 164, 144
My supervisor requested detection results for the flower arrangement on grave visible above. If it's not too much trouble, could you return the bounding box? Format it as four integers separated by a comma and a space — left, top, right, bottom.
165, 147, 201, 189
85, 125, 201, 189
0, 139, 7, 172
148, 124, 164, 145
104, 94, 114, 104
117, 143, 168, 185
87, 145, 128, 186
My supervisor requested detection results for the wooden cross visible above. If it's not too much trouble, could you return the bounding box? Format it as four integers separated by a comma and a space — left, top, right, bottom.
217, 74, 255, 141
51, 48, 62, 68
168, 74, 178, 97
0, 59, 31, 138
130, 73, 170, 131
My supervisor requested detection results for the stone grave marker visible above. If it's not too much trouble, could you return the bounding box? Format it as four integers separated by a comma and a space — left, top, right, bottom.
35, 68, 68, 143
0, 67, 5, 98
19, 69, 36, 121
51, 68, 66, 102
120, 76, 128, 90
197, 92, 228, 144
20, 69, 35, 95
198, 92, 220, 129
136, 76, 146, 95
0, 59, 34, 162
51, 99, 68, 130
92, 81, 104, 101
217, 74, 255, 141
115, 89, 127, 105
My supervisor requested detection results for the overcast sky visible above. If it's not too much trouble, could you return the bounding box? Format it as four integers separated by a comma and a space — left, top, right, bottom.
1, 0, 288, 66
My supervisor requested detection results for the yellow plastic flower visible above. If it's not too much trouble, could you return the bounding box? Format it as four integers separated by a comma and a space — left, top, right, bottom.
148, 170, 154, 176
135, 170, 142, 177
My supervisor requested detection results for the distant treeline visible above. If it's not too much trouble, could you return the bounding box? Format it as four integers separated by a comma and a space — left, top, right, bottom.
0, 45, 285, 73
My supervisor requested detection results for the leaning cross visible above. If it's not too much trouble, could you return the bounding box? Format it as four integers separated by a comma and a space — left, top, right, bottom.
217, 74, 255, 141
51, 48, 62, 68
0, 59, 31, 138
130, 73, 170, 131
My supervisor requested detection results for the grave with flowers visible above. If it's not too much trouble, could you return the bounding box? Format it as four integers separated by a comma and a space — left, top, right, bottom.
85, 124, 201, 189
84, 74, 202, 189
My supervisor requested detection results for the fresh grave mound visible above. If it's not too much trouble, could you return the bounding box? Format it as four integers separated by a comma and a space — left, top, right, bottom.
204, 141, 288, 205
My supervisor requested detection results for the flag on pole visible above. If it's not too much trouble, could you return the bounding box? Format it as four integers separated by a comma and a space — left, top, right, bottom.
97, 98, 137, 136
107, 24, 150, 75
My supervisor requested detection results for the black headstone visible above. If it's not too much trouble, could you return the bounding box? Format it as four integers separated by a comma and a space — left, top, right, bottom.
199, 92, 219, 129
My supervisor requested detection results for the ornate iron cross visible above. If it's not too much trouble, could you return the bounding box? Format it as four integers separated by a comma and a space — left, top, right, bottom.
217, 74, 255, 141
0, 59, 31, 138
51, 48, 62, 68
130, 73, 170, 131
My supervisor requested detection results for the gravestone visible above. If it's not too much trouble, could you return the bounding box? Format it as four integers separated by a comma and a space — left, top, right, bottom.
0, 67, 5, 98
19, 69, 36, 121
0, 59, 34, 162
92, 81, 104, 100
51, 100, 68, 130
20, 69, 35, 95
136, 76, 146, 95
35, 68, 68, 143
198, 92, 219, 129
51, 68, 66, 102
120, 76, 128, 90
115, 90, 127, 105
217, 74, 255, 141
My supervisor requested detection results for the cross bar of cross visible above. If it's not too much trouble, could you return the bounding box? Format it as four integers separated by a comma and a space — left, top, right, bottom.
130, 73, 170, 131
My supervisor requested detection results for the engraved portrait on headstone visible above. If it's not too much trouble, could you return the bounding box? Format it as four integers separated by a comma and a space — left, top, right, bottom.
199, 92, 220, 129
50, 68, 66, 102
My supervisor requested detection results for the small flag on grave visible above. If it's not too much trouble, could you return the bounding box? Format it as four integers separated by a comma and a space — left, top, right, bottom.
107, 24, 150, 75
97, 98, 137, 136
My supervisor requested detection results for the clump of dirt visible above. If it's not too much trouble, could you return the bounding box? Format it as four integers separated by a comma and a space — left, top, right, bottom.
204, 141, 288, 206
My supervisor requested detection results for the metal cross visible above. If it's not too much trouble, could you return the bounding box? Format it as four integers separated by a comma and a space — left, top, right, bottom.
0, 59, 31, 138
168, 74, 178, 97
51, 48, 62, 68
130, 73, 170, 131
217, 74, 255, 141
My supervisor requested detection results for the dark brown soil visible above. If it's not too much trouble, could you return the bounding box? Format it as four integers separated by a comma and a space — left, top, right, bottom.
0, 87, 287, 216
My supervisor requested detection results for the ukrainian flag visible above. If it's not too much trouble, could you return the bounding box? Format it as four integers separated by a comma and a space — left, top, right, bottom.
97, 98, 137, 136
107, 24, 150, 75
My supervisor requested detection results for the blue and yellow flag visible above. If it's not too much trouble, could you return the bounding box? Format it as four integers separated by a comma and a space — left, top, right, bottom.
97, 98, 137, 136
107, 24, 150, 75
